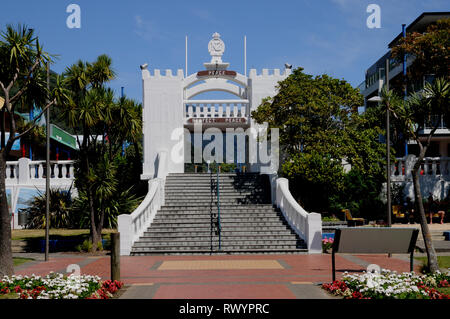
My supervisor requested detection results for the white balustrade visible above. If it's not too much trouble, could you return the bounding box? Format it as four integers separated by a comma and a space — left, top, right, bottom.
184, 100, 250, 122
5, 158, 75, 186
275, 178, 322, 253
391, 156, 450, 180
118, 151, 168, 255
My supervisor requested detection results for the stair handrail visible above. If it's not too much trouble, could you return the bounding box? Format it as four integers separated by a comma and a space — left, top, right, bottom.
217, 165, 221, 250
118, 151, 167, 255
209, 164, 214, 252
275, 178, 322, 253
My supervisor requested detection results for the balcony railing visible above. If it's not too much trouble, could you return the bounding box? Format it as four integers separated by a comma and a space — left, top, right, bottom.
424, 114, 448, 130
391, 156, 450, 179
5, 158, 75, 186
184, 99, 249, 124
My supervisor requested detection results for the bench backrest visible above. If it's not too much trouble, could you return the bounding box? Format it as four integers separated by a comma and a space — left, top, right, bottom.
333, 228, 419, 254
342, 209, 352, 221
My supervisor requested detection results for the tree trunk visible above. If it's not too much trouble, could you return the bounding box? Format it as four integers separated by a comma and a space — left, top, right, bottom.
0, 152, 14, 276
88, 186, 99, 252
411, 163, 439, 273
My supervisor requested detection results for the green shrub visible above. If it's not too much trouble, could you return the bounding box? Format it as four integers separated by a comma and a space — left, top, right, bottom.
22, 189, 75, 229
76, 239, 93, 252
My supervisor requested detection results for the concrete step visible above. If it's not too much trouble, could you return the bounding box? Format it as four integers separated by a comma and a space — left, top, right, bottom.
158, 208, 278, 213
144, 229, 296, 236
154, 212, 282, 223
160, 204, 275, 209
155, 212, 282, 219
139, 233, 299, 241
149, 220, 290, 227
167, 174, 261, 179
130, 248, 308, 255
165, 188, 266, 196
164, 199, 270, 204
165, 195, 267, 199
134, 238, 300, 246
132, 243, 302, 252
145, 225, 292, 232
12, 240, 28, 253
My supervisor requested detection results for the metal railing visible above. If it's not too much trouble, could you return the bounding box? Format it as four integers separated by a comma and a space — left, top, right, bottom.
217, 167, 221, 250
209, 163, 222, 251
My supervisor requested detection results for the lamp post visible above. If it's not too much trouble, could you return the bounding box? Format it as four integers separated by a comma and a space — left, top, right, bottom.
368, 95, 391, 228
368, 58, 391, 229
45, 62, 50, 261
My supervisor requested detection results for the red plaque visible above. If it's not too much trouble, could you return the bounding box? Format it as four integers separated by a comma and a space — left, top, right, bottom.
197, 70, 237, 77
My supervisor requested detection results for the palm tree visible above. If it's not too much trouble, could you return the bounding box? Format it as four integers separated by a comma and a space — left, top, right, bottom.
0, 24, 68, 276
385, 78, 449, 273
62, 55, 144, 251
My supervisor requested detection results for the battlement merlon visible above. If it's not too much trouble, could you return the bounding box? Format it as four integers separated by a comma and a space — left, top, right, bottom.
141, 67, 185, 80
248, 68, 292, 78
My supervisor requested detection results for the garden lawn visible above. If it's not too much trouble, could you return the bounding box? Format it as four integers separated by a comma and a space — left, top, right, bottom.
11, 229, 115, 253
12, 229, 115, 241
416, 256, 450, 271
13, 258, 34, 267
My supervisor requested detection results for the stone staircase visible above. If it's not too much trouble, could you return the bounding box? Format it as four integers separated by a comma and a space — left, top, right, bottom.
416, 229, 450, 253
131, 173, 307, 255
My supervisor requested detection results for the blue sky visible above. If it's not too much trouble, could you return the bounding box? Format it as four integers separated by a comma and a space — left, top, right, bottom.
0, 0, 448, 102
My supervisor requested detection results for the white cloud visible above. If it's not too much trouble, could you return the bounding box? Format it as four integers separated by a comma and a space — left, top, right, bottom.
134, 15, 168, 41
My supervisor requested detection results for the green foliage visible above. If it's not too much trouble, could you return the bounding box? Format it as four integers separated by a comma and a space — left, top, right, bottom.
58, 55, 143, 249
329, 169, 385, 220
76, 239, 93, 253
72, 185, 141, 229
252, 68, 386, 217
391, 18, 450, 84
21, 189, 74, 229
96, 241, 103, 252
321, 216, 340, 222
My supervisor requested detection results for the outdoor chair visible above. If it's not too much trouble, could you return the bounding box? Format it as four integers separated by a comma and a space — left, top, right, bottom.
392, 205, 407, 223
341, 209, 365, 226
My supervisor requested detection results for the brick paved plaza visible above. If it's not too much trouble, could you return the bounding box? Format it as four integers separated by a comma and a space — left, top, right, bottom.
13, 253, 422, 299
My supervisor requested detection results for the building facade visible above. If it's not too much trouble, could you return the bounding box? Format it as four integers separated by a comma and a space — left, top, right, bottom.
140, 32, 291, 179
358, 12, 450, 200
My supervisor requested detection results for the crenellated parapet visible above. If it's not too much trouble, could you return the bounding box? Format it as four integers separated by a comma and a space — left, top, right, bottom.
248, 68, 292, 78
142, 68, 185, 80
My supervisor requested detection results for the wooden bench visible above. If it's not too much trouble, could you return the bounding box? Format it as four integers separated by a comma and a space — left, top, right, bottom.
331, 227, 419, 281
341, 209, 365, 226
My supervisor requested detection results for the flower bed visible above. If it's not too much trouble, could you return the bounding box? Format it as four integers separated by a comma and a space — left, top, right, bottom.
0, 273, 123, 299
322, 237, 334, 253
322, 269, 450, 299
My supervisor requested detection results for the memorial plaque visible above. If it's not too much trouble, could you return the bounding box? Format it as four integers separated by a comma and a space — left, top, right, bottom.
197, 70, 237, 77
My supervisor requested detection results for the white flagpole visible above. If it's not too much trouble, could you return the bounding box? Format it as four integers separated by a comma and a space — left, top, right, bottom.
185, 35, 188, 77
244, 35, 247, 77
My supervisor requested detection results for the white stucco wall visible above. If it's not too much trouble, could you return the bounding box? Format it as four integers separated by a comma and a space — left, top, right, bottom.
141, 68, 185, 179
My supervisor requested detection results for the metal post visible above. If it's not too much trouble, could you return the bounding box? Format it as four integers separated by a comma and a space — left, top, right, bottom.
45, 62, 50, 261
386, 58, 391, 229
402, 24, 409, 156
111, 233, 120, 281
332, 250, 336, 282
217, 167, 221, 250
